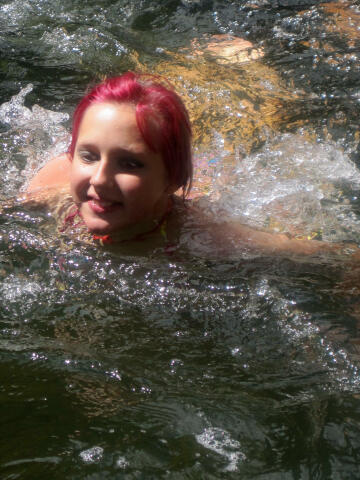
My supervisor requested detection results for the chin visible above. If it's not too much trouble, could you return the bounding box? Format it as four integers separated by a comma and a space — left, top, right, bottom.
80, 208, 122, 234
83, 218, 116, 235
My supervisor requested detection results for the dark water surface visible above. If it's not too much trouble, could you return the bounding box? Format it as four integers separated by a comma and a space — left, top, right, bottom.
1, 0, 360, 478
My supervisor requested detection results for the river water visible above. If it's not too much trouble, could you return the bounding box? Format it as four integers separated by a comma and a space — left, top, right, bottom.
1, 1, 360, 478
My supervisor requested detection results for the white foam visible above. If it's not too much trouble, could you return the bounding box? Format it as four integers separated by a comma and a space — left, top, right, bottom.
0, 84, 70, 193
196, 427, 245, 471
79, 446, 104, 464
0, 84, 34, 127
212, 133, 360, 242
0, 84, 68, 128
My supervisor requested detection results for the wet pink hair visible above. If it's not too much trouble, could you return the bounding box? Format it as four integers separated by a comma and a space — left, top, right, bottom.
68, 72, 192, 196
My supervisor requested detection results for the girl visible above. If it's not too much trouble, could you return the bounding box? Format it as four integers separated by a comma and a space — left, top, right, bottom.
25, 72, 359, 257
26, 72, 191, 248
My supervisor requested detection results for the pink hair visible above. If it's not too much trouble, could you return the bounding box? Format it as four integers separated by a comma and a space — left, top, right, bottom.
68, 72, 192, 196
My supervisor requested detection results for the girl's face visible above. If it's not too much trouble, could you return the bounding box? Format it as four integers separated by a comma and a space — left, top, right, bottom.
70, 102, 175, 234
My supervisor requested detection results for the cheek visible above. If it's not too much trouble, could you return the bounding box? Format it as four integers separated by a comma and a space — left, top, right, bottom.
115, 175, 147, 195
70, 163, 88, 196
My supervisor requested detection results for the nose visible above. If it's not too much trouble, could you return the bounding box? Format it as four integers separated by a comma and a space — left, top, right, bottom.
90, 158, 114, 189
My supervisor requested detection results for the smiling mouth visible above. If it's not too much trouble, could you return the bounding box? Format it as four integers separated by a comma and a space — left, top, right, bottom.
88, 199, 123, 214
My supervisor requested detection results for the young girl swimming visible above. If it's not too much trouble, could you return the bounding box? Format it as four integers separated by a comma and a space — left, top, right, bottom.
25, 72, 359, 258
26, 72, 191, 248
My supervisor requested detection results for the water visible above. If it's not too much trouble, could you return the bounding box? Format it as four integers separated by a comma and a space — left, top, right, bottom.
1, 0, 360, 478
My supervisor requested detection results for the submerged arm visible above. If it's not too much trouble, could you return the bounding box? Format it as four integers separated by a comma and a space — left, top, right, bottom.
218, 219, 360, 259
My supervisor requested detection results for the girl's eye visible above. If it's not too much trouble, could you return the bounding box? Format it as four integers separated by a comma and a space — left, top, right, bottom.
79, 151, 98, 163
118, 158, 144, 170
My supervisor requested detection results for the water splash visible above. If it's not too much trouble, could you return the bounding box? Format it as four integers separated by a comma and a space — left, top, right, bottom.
210, 133, 360, 243
0, 84, 34, 126
0, 85, 70, 194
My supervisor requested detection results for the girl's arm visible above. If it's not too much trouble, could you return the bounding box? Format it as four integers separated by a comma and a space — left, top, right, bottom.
218, 219, 360, 259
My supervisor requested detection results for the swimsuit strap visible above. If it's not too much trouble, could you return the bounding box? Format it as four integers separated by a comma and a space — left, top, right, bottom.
59, 205, 84, 232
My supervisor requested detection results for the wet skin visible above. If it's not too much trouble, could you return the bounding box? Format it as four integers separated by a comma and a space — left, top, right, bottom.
70, 102, 177, 235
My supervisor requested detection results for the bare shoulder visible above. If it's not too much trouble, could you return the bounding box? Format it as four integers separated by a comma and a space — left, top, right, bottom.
18, 153, 71, 208
26, 153, 71, 193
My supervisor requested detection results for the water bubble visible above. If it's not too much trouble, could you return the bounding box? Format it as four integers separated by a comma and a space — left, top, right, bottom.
196, 427, 245, 471
79, 446, 104, 464
116, 456, 129, 469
